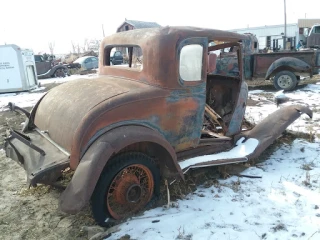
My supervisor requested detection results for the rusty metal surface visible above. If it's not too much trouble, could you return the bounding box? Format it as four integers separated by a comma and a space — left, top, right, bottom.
206, 76, 241, 127
106, 164, 154, 220
99, 27, 247, 89
34, 76, 206, 169
265, 56, 313, 79
5, 130, 69, 185
235, 105, 312, 160
177, 139, 233, 161
35, 28, 247, 171
59, 125, 181, 213
216, 32, 318, 81
253, 51, 315, 78
226, 81, 248, 136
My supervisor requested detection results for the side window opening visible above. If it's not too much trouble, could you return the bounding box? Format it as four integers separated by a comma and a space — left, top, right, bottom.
104, 46, 143, 70
179, 44, 203, 81
34, 55, 43, 63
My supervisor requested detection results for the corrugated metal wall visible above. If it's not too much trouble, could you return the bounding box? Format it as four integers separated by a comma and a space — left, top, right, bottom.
230, 24, 299, 50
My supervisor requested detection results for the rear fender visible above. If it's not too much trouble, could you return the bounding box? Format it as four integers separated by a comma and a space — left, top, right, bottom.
59, 125, 181, 213
235, 105, 312, 159
265, 57, 312, 79
49, 65, 68, 76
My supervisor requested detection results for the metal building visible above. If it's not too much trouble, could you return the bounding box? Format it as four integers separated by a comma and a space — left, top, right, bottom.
229, 23, 298, 51
229, 19, 320, 51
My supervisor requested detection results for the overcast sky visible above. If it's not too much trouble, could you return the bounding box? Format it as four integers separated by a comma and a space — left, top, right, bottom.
1, 0, 319, 54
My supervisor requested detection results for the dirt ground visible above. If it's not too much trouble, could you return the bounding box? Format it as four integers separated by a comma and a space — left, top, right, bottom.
0, 77, 318, 240
0, 82, 98, 240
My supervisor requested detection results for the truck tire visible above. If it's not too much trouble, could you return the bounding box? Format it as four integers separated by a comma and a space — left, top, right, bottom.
91, 152, 160, 227
53, 68, 68, 78
273, 71, 297, 91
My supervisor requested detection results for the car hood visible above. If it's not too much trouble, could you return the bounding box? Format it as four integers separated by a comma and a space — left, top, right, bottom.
33, 76, 148, 151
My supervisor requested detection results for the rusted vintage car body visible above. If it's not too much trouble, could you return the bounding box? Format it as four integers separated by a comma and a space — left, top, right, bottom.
4, 27, 312, 225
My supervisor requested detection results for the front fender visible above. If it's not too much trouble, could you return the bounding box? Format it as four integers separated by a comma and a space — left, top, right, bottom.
236, 105, 312, 159
59, 125, 181, 214
265, 57, 312, 79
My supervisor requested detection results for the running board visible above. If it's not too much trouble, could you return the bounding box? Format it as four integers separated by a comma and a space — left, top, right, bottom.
181, 158, 248, 174
179, 137, 259, 174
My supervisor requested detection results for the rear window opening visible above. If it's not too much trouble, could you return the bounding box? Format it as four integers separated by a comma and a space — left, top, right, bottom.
179, 44, 204, 81
104, 46, 143, 70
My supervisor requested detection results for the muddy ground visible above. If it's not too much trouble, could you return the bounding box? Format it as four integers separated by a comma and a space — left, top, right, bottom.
0, 78, 319, 240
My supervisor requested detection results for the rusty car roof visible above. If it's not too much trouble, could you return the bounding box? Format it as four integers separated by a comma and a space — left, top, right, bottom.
101, 26, 247, 46
99, 26, 246, 89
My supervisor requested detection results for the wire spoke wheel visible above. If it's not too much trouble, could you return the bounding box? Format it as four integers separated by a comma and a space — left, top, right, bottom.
106, 164, 154, 220
91, 152, 160, 226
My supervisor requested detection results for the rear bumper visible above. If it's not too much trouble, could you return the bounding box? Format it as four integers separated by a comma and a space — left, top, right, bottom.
4, 129, 69, 186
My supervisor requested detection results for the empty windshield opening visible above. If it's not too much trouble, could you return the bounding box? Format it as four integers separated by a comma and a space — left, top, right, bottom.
207, 41, 241, 78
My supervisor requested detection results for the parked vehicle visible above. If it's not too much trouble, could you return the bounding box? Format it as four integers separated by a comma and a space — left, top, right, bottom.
216, 33, 320, 91
0, 44, 38, 93
4, 27, 312, 226
307, 24, 320, 49
110, 50, 123, 65
34, 54, 69, 79
73, 56, 99, 70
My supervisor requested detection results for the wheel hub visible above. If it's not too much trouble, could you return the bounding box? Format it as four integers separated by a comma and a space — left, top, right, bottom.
277, 75, 292, 88
113, 174, 139, 205
126, 184, 142, 203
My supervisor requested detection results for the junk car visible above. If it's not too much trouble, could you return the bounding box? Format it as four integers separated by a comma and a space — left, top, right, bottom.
4, 27, 312, 226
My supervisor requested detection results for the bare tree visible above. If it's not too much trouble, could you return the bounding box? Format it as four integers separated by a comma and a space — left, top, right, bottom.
71, 41, 76, 54
82, 39, 90, 52
76, 44, 81, 56
48, 42, 55, 55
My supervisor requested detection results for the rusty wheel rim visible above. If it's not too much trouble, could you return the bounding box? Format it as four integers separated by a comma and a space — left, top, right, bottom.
106, 164, 154, 220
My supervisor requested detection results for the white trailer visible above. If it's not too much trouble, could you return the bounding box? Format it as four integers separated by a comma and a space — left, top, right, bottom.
0, 44, 38, 93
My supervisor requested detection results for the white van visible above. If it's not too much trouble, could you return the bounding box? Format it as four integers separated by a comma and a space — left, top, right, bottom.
0, 44, 38, 93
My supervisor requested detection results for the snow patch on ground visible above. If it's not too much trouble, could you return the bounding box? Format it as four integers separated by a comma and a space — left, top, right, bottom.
246, 83, 320, 135
0, 74, 98, 112
111, 139, 320, 240
0, 92, 46, 112
38, 73, 97, 85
